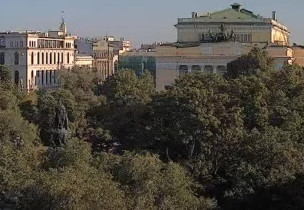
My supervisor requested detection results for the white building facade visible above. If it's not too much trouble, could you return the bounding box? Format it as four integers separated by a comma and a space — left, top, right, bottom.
0, 20, 75, 90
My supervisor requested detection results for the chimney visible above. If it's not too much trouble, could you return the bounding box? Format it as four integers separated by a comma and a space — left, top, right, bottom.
272, 11, 277, 20
191, 12, 197, 18
231, 3, 241, 12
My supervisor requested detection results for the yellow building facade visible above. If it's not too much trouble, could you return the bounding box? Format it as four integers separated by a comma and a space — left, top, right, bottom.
176, 3, 289, 46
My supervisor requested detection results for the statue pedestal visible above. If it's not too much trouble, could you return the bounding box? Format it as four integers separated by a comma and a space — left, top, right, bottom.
49, 128, 71, 147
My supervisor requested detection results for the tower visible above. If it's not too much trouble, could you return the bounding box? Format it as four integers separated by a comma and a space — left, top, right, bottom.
59, 11, 67, 36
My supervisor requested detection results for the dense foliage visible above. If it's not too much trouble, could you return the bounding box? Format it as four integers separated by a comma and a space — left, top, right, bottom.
2, 49, 304, 209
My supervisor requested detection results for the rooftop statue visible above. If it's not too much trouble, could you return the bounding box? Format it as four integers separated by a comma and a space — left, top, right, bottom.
201, 23, 231, 43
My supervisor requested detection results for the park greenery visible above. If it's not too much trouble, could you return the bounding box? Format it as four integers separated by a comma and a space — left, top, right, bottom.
1, 48, 304, 209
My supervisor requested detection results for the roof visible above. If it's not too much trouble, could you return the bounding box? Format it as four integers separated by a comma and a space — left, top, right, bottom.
201, 7, 263, 20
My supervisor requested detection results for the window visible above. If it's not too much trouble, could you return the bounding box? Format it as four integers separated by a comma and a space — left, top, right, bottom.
37, 52, 40, 64
42, 52, 45, 64
58, 53, 60, 63
54, 52, 56, 64
191, 65, 201, 73
61, 53, 63, 63
179, 65, 188, 76
10, 42, 13, 47
216, 65, 226, 75
204, 65, 213, 74
46, 70, 48, 84
46, 53, 48, 64
14, 52, 19, 65
36, 71, 40, 85
31, 70, 34, 85
244, 34, 248, 42
0, 52, 4, 64
41, 71, 44, 85
31, 52, 34, 65
67, 53, 70, 64
14, 71, 19, 85
50, 52, 52, 64
0, 36, 6, 48
49, 70, 52, 84
20, 41, 23, 47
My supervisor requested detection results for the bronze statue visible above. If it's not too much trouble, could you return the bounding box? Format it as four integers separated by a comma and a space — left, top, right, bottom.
220, 22, 226, 33
50, 100, 70, 147
230, 30, 236, 41
55, 102, 68, 130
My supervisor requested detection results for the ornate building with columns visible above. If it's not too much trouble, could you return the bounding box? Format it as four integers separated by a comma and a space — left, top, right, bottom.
0, 17, 75, 90
176, 3, 289, 46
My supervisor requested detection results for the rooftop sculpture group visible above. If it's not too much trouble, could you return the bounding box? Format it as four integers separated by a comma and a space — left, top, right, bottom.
201, 23, 236, 43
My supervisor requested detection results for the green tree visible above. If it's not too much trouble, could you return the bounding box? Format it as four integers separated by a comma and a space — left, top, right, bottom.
95, 152, 216, 209
226, 48, 274, 79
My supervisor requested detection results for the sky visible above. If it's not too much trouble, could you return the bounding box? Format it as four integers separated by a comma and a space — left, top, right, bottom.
0, 0, 302, 48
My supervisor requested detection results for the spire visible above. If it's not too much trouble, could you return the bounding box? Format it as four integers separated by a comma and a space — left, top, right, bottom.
61, 11, 65, 25
59, 11, 67, 36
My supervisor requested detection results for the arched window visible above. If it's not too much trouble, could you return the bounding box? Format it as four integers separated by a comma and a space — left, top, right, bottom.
37, 52, 40, 64
50, 52, 52, 64
0, 52, 4, 65
42, 52, 45, 64
14, 71, 19, 85
14, 51, 19, 65
31, 70, 34, 86
31, 52, 34, 65
67, 53, 70, 64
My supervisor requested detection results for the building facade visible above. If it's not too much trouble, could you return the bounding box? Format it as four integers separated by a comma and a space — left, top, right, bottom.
155, 42, 294, 90
0, 19, 75, 90
120, 4, 303, 90
176, 3, 289, 46
75, 36, 129, 82
93, 39, 117, 81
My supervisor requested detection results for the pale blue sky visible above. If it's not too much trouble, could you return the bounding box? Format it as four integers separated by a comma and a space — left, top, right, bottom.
0, 0, 302, 47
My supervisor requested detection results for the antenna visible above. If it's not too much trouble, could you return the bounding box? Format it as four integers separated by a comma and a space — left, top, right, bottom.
61, 11, 65, 24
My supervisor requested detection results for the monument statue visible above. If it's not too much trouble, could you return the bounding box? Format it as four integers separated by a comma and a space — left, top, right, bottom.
55, 102, 68, 130
50, 101, 71, 147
